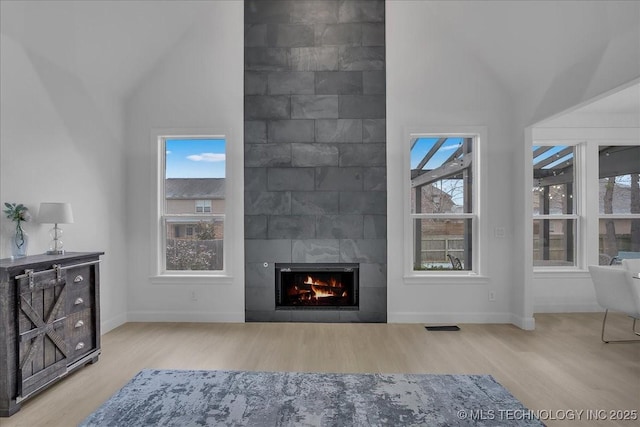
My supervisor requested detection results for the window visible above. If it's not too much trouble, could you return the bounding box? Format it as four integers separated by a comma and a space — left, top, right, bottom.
532, 145, 578, 267
410, 135, 476, 271
195, 200, 212, 213
598, 145, 640, 264
161, 137, 225, 272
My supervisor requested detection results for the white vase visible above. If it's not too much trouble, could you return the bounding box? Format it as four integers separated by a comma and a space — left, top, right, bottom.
11, 226, 28, 258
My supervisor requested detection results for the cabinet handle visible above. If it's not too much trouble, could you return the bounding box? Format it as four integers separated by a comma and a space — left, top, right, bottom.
75, 320, 84, 328
74, 275, 84, 283
75, 342, 85, 350
74, 297, 84, 305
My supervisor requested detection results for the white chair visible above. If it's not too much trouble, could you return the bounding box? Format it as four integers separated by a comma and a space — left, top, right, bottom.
588, 264, 640, 343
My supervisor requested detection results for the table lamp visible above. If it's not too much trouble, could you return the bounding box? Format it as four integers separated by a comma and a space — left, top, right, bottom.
38, 202, 74, 254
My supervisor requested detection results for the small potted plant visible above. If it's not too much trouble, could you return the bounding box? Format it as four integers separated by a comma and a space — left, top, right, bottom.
4, 202, 31, 258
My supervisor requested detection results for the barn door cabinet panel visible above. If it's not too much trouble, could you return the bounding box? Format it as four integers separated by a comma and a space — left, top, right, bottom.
0, 252, 103, 417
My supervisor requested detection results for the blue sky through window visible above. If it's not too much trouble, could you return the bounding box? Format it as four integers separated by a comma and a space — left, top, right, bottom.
165, 138, 225, 178
411, 137, 463, 170
411, 137, 467, 207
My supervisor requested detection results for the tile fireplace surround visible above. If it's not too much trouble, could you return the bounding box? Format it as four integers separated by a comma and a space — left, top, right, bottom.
244, 0, 387, 322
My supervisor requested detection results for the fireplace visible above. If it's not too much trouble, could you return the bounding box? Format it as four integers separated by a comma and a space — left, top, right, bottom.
275, 263, 359, 309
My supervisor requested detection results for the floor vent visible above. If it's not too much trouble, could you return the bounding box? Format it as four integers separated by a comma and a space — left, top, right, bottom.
425, 325, 460, 331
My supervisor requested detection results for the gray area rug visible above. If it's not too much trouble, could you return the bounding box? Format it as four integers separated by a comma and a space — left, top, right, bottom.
79, 369, 544, 426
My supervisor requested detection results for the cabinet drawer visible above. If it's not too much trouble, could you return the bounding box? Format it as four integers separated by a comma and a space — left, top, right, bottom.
66, 309, 95, 360
67, 285, 92, 314
66, 266, 93, 314
66, 265, 92, 288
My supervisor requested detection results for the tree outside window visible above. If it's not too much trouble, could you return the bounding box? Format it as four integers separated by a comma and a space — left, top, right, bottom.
598, 145, 640, 264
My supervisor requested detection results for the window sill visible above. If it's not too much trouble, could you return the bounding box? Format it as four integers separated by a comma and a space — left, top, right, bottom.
403, 273, 489, 285
533, 268, 595, 280
150, 274, 234, 286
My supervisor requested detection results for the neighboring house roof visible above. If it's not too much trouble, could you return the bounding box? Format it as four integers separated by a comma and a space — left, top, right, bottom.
165, 178, 225, 199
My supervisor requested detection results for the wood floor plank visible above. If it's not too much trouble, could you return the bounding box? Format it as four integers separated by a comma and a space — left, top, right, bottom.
2, 313, 639, 427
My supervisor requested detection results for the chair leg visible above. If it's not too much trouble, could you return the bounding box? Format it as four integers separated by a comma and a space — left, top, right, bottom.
601, 310, 640, 343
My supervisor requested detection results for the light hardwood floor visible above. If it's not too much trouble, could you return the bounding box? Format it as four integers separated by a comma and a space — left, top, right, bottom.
3, 313, 639, 427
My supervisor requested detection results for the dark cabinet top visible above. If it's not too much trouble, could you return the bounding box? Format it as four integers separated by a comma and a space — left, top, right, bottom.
0, 252, 104, 274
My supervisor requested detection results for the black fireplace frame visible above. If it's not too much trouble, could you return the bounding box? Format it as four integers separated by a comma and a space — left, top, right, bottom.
275, 263, 359, 310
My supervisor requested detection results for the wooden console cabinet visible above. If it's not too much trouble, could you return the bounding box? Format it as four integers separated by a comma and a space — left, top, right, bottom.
0, 252, 103, 417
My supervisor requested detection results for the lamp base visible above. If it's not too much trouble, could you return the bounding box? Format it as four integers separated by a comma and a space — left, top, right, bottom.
46, 250, 65, 255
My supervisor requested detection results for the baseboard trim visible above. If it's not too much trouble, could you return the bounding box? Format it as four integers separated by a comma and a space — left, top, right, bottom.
127, 311, 245, 323
510, 314, 536, 330
101, 313, 128, 334
533, 303, 601, 313
387, 311, 514, 325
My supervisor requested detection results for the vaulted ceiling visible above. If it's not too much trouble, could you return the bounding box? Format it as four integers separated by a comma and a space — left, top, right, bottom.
1, 0, 638, 117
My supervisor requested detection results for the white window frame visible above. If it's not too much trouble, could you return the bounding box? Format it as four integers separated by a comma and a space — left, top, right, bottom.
595, 143, 640, 264
529, 136, 639, 272
531, 142, 583, 271
195, 200, 212, 213
151, 131, 233, 282
404, 127, 486, 279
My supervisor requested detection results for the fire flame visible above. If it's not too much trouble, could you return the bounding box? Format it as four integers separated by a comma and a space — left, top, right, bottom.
303, 275, 344, 299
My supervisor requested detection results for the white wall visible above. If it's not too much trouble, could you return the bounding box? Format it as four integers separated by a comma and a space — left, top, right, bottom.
387, 0, 640, 328
530, 125, 640, 313
3, 0, 637, 330
515, 1, 640, 315
0, 32, 129, 332
124, 2, 245, 322
386, 1, 524, 326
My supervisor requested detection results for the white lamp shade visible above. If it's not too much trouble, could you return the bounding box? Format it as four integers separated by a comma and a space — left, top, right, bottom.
38, 203, 74, 224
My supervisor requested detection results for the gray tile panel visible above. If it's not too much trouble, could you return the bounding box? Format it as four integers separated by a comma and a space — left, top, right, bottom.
245, 47, 289, 71
315, 71, 363, 95
245, 96, 291, 120
339, 95, 385, 119
292, 191, 340, 214
244, 0, 387, 323
315, 23, 362, 45
291, 95, 339, 119
339, 143, 386, 166
316, 215, 364, 239
267, 168, 315, 191
290, 47, 339, 71
269, 120, 315, 142
245, 191, 292, 215
244, 120, 267, 143
292, 143, 339, 167
245, 144, 291, 167
291, 239, 340, 262
362, 119, 386, 143
315, 119, 362, 143
338, 0, 385, 23
268, 215, 316, 239
316, 166, 363, 191
267, 24, 315, 47
338, 47, 385, 71
268, 72, 315, 95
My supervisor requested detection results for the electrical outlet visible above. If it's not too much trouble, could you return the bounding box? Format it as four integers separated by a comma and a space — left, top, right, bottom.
488, 290, 496, 302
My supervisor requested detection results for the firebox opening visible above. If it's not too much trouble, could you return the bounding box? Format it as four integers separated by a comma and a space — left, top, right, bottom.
275, 263, 359, 310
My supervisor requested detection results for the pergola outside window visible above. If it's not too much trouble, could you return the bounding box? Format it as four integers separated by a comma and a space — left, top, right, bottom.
410, 136, 475, 271
532, 145, 577, 267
